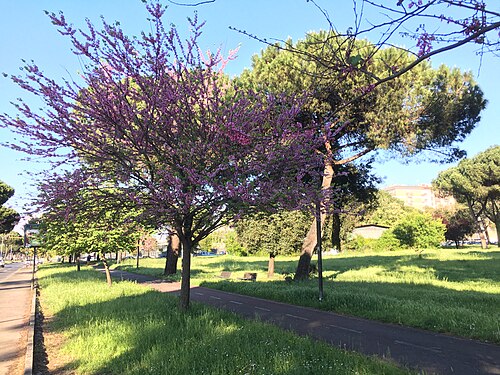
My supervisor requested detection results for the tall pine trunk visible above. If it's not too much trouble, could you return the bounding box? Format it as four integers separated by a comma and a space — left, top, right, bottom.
294, 163, 334, 280
477, 216, 488, 249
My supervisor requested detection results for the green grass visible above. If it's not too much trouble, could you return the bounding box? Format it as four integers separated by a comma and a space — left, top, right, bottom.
37, 264, 411, 375
114, 247, 500, 343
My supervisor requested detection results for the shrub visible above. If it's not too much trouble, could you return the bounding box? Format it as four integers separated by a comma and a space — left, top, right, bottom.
373, 230, 400, 251
224, 231, 247, 256
392, 213, 445, 249
344, 235, 378, 252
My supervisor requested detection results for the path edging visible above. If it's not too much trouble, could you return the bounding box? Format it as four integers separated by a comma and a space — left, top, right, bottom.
23, 279, 36, 375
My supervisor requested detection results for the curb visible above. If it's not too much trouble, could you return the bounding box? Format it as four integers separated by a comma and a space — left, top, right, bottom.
23, 280, 36, 375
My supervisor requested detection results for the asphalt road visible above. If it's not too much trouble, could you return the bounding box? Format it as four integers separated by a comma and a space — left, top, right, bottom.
0, 262, 33, 375
104, 268, 500, 375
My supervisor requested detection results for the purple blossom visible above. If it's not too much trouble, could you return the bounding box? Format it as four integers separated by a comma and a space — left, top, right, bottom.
0, 0, 323, 247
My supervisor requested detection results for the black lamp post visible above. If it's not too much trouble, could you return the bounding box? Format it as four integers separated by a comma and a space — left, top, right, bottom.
316, 200, 324, 302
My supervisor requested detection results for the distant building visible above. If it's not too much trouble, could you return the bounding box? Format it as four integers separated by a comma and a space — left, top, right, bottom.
352, 224, 389, 239
383, 184, 455, 211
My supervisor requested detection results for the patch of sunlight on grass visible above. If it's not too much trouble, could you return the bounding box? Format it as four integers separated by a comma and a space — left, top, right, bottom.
337, 266, 388, 281
37, 264, 411, 375
199, 248, 500, 343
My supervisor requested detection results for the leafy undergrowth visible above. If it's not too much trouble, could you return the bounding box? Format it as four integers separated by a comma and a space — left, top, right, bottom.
116, 248, 500, 343
37, 264, 411, 375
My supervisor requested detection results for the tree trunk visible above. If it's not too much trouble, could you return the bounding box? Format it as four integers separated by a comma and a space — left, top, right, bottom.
76, 253, 81, 271
477, 216, 488, 249
179, 234, 192, 311
295, 163, 334, 280
495, 219, 500, 247
332, 211, 342, 252
164, 232, 180, 275
102, 257, 112, 286
136, 240, 140, 269
268, 253, 275, 278
482, 217, 491, 245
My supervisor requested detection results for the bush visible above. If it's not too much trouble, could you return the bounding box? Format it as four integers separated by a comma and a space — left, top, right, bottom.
344, 236, 378, 252
373, 230, 400, 251
224, 230, 247, 256
392, 213, 445, 249
344, 235, 367, 251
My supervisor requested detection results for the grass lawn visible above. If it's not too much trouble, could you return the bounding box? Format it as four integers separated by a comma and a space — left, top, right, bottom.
37, 265, 411, 375
114, 247, 500, 343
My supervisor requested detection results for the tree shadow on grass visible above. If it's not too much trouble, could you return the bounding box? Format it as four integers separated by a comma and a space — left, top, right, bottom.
201, 277, 500, 343
44, 288, 406, 375
321, 250, 500, 284
195, 249, 500, 285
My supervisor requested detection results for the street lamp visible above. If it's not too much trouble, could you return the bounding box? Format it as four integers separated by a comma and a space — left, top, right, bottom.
316, 200, 324, 302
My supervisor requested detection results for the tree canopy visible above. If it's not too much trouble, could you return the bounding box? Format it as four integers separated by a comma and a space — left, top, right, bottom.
241, 32, 486, 164
241, 31, 486, 278
433, 206, 476, 248
0, 2, 323, 308
433, 145, 500, 247
239, 1, 500, 96
0, 181, 20, 234
235, 210, 311, 257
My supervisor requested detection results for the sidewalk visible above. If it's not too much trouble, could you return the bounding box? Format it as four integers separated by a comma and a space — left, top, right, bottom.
0, 263, 34, 375
106, 268, 500, 375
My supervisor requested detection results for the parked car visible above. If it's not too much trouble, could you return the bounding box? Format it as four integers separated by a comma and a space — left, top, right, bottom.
194, 250, 215, 257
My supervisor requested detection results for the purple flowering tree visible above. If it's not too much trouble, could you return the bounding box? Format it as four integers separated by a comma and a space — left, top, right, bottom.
0, 2, 323, 309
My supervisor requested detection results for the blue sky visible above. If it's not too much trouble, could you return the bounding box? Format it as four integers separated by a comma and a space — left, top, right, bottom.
1, 0, 498, 213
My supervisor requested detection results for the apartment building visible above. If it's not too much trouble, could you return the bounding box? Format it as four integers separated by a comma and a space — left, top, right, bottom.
383, 184, 456, 211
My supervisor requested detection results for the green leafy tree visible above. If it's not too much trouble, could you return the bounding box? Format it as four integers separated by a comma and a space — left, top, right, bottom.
434, 146, 500, 247
0, 231, 23, 259
236, 210, 311, 276
326, 162, 380, 252
223, 230, 247, 256
236, 210, 311, 256
373, 231, 401, 252
392, 213, 446, 249
360, 191, 418, 227
240, 31, 486, 279
0, 181, 20, 234
41, 200, 141, 282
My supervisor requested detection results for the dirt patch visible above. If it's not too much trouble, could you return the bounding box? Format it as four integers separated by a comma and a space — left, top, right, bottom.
33, 297, 75, 375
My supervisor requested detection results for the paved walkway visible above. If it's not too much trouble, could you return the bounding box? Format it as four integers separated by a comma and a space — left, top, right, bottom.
0, 263, 34, 375
106, 268, 500, 375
